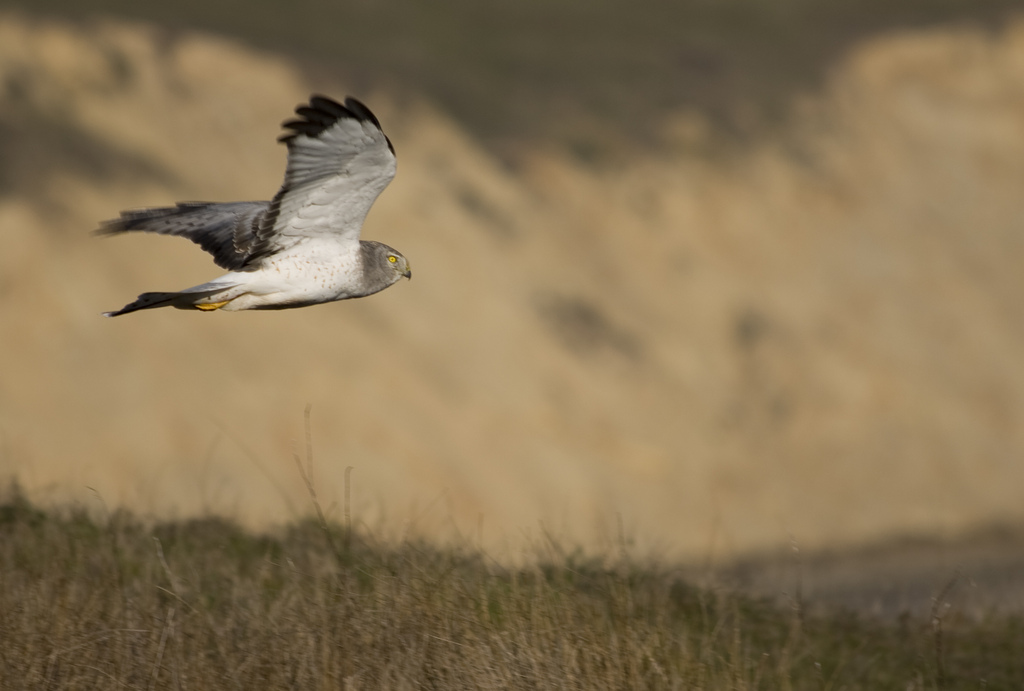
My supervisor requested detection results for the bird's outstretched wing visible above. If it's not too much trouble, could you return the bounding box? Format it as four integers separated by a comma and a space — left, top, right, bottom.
97, 201, 271, 271
246, 95, 397, 266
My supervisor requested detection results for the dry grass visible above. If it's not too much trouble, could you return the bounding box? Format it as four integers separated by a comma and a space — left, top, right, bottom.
1, 489, 1021, 690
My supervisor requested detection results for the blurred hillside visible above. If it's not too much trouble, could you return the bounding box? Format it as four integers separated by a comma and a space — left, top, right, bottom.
1, 11, 1024, 560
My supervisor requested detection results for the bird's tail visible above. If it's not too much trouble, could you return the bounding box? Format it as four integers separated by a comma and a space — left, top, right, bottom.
103, 287, 235, 317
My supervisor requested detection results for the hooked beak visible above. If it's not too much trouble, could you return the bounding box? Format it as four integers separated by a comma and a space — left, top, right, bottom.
403, 264, 412, 280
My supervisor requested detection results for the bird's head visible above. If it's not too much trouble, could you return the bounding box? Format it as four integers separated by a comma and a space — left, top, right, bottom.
385, 249, 412, 280
361, 240, 411, 287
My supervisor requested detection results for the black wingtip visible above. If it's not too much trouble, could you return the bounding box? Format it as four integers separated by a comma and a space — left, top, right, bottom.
278, 94, 391, 153
343, 97, 382, 129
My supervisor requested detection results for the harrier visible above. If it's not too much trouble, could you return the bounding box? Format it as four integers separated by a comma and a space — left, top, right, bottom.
100, 95, 409, 317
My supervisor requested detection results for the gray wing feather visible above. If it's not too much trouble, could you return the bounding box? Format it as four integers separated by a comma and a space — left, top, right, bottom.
98, 201, 270, 270
247, 96, 396, 266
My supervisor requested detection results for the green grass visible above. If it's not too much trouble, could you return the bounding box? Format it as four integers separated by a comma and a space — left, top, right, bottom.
8, 0, 1023, 155
1, 489, 1021, 689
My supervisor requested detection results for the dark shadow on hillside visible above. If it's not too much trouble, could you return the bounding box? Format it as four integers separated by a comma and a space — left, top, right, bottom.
0, 107, 176, 218
8, 1, 1023, 158
699, 524, 1024, 620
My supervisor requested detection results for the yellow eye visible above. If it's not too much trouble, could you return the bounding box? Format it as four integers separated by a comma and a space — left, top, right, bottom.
388, 256, 398, 263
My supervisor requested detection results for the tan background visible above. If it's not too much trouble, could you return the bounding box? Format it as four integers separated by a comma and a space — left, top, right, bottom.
2, 13, 1023, 560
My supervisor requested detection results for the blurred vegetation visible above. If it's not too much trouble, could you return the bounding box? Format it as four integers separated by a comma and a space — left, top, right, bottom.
1, 490, 1022, 689
6, 0, 1022, 154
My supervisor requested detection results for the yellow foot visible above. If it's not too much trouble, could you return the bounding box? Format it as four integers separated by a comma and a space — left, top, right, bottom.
195, 300, 230, 311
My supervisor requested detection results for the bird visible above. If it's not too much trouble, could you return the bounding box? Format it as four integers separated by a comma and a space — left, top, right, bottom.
99, 95, 410, 317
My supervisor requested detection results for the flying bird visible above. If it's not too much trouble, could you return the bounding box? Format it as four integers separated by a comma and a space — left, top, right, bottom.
100, 95, 409, 317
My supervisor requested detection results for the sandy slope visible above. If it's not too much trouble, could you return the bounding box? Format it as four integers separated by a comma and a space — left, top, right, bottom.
1, 13, 1023, 560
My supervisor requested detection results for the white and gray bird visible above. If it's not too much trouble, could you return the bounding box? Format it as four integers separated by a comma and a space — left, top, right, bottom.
100, 95, 410, 317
